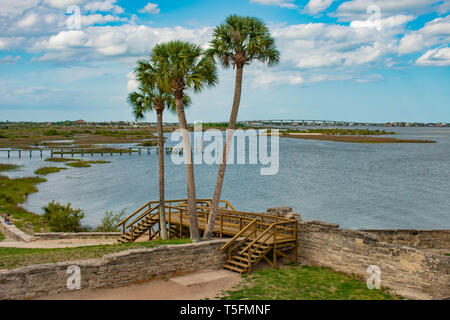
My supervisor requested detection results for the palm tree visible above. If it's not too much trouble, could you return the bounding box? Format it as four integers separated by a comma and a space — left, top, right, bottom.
151, 40, 218, 242
203, 15, 280, 240
128, 59, 179, 240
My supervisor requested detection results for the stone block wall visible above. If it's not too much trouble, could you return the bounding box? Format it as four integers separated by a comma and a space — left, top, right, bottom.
362, 229, 450, 249
297, 221, 450, 299
0, 239, 228, 300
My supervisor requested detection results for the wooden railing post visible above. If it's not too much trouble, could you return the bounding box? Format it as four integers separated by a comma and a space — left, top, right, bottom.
220, 214, 223, 238
273, 225, 277, 267
294, 221, 298, 263
179, 209, 183, 239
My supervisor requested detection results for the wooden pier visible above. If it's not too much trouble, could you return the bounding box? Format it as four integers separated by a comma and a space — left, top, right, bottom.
116, 199, 298, 273
0, 147, 183, 159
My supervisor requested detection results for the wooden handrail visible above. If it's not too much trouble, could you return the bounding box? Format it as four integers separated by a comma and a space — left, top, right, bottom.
126, 206, 159, 229
116, 201, 152, 228
220, 219, 258, 251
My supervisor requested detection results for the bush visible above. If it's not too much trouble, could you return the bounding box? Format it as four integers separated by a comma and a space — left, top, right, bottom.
42, 201, 86, 232
95, 209, 127, 232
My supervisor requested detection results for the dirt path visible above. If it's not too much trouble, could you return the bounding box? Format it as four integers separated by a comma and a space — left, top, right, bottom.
37, 269, 242, 300
0, 238, 117, 248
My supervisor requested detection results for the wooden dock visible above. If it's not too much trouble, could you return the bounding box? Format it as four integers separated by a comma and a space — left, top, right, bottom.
116, 199, 298, 273
0, 147, 183, 159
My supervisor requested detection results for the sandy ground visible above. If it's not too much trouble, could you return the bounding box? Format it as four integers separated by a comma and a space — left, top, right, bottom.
37, 269, 242, 300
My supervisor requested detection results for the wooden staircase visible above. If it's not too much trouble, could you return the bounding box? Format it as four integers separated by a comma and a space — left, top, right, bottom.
115, 199, 298, 273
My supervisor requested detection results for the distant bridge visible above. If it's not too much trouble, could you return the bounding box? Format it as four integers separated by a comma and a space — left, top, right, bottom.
238, 120, 378, 126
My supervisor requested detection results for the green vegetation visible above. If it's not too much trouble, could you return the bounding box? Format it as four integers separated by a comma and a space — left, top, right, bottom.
66, 161, 91, 168
218, 266, 399, 300
0, 239, 192, 270
34, 167, 67, 175
42, 201, 86, 232
138, 140, 157, 147
95, 210, 127, 232
0, 164, 21, 172
0, 174, 48, 233
445, 253, 450, 256
45, 157, 81, 163
283, 129, 395, 136
0, 232, 4, 242
65, 160, 111, 168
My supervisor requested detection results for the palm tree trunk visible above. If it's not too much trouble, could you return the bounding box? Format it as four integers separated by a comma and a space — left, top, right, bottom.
203, 66, 244, 240
174, 93, 201, 242
157, 109, 168, 240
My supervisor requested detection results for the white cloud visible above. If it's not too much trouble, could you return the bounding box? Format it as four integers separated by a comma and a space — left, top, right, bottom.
43, 0, 87, 10
416, 47, 450, 66
0, 0, 39, 17
398, 15, 450, 54
127, 72, 138, 92
33, 25, 213, 61
335, 0, 443, 21
304, 0, 336, 14
0, 55, 21, 64
84, 0, 124, 14
250, 0, 298, 9
138, 2, 161, 14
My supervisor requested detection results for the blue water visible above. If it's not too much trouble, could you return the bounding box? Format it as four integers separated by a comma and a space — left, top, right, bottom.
1, 127, 449, 229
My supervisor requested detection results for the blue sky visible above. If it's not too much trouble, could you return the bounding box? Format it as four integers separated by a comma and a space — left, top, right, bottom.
0, 0, 449, 123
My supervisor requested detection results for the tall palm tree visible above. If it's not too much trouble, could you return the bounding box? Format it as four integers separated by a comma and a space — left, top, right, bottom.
128, 59, 183, 240
151, 40, 218, 242
203, 15, 280, 240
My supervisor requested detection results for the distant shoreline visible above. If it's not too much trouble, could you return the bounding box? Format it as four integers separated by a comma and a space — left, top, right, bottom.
283, 134, 437, 144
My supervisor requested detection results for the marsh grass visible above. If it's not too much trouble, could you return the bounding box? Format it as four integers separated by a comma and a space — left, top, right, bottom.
0, 238, 192, 269
0, 164, 21, 172
65, 160, 111, 168
0, 173, 49, 233
218, 266, 399, 300
45, 158, 81, 163
34, 167, 67, 175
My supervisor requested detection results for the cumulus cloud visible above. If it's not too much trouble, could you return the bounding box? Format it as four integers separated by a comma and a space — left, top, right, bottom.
84, 0, 124, 14
304, 0, 336, 14
398, 15, 450, 54
138, 2, 161, 14
0, 0, 40, 17
43, 0, 88, 10
33, 25, 213, 61
334, 0, 443, 21
416, 47, 450, 66
250, 0, 298, 9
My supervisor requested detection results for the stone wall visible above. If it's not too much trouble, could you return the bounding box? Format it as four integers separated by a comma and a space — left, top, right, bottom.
297, 220, 450, 300
0, 239, 228, 300
362, 229, 450, 249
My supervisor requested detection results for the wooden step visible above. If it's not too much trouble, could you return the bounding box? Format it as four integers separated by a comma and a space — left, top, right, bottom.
223, 264, 247, 273
227, 259, 250, 268
233, 255, 257, 263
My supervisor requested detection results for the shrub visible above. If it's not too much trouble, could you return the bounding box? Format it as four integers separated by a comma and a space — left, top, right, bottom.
95, 209, 127, 232
42, 201, 86, 232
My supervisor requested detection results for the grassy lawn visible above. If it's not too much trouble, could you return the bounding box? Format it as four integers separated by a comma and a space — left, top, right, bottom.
0, 238, 191, 270
0, 232, 4, 242
34, 167, 67, 175
218, 266, 399, 300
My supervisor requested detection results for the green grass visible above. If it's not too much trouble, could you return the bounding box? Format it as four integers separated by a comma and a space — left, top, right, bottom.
0, 164, 21, 172
65, 160, 111, 168
0, 175, 49, 233
0, 232, 4, 242
45, 157, 81, 163
0, 238, 192, 269
218, 266, 399, 300
34, 167, 67, 175
445, 253, 450, 256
